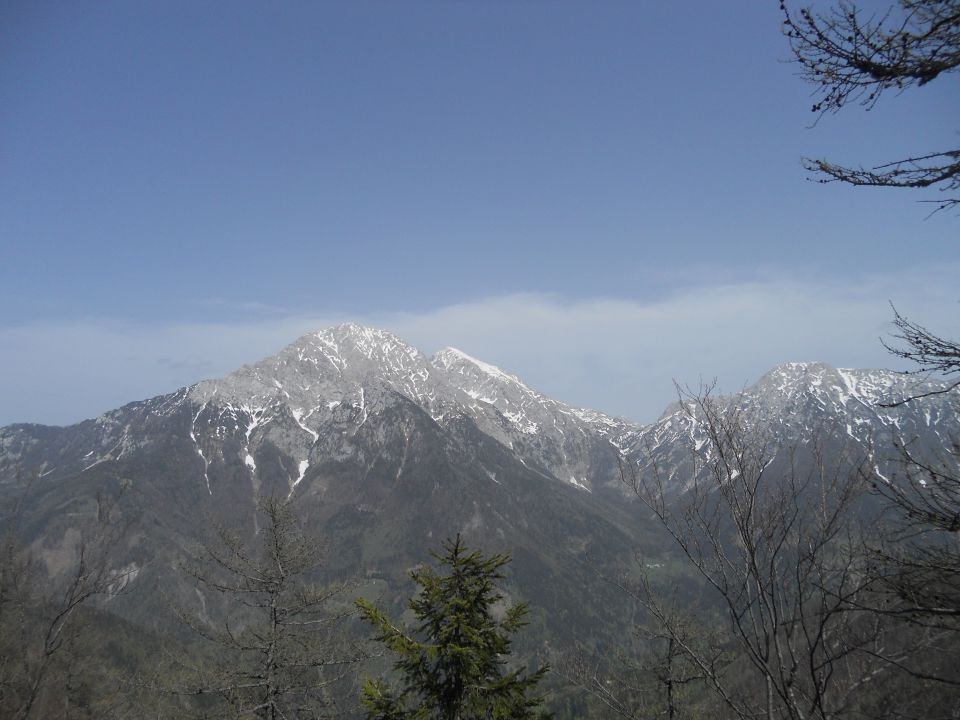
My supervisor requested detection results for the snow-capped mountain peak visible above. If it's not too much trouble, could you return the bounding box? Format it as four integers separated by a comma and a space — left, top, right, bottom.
188, 324, 443, 411
753, 361, 937, 410
308, 324, 428, 369
626, 360, 958, 487
178, 326, 644, 495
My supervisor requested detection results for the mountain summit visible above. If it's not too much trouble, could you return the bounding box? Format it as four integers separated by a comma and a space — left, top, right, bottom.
181, 323, 636, 495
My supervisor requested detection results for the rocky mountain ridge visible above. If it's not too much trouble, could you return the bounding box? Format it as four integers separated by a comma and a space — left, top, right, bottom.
175, 323, 639, 496
627, 360, 957, 485
2, 324, 956, 501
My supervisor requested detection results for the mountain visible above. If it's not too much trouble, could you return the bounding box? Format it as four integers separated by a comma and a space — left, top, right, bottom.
1, 324, 957, 709
624, 361, 958, 488
176, 323, 638, 498
0, 325, 660, 660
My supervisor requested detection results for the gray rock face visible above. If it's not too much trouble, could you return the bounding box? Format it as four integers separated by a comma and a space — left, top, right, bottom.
431, 347, 638, 491
623, 361, 959, 492
183, 323, 640, 496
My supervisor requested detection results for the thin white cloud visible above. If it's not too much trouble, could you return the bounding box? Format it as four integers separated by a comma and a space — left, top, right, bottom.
1, 267, 956, 427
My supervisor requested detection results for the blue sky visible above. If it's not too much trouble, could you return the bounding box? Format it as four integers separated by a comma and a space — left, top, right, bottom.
1, 1, 957, 426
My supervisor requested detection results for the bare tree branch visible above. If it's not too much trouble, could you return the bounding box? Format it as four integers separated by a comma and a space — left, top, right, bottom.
782, 0, 960, 212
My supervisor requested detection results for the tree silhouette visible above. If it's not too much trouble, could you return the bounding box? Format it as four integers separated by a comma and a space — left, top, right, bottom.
781, 0, 960, 213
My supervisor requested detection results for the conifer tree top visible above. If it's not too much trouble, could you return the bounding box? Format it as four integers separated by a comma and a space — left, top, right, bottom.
357, 534, 551, 720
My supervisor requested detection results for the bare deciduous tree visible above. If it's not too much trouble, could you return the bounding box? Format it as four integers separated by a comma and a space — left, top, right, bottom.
166, 495, 364, 720
880, 306, 960, 406
858, 426, 960, 695
0, 472, 134, 720
781, 0, 960, 213
622, 385, 897, 720
867, 308, 960, 696
563, 580, 722, 720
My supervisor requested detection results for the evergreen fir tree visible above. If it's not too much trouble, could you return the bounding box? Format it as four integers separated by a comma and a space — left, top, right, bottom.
356, 535, 551, 720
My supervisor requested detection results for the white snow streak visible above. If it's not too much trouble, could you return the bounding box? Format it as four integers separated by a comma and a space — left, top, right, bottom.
190, 401, 212, 494
288, 459, 310, 498
292, 408, 319, 442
